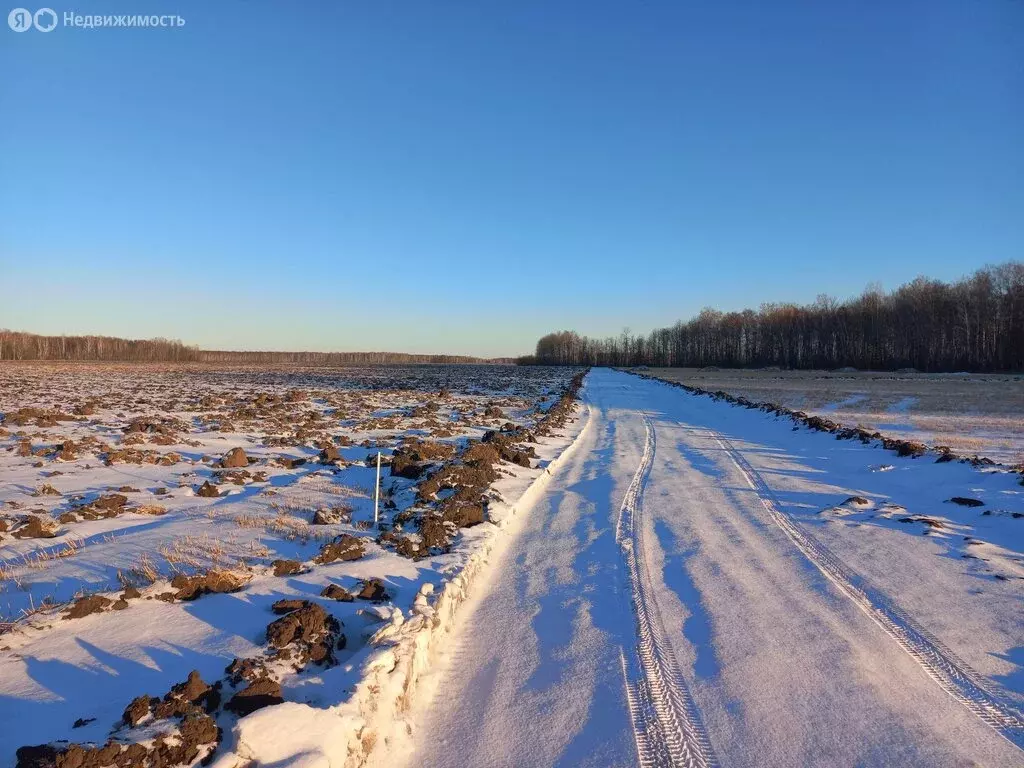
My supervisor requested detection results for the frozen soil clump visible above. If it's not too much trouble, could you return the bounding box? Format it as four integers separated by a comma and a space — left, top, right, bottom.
313, 533, 366, 564
169, 569, 250, 601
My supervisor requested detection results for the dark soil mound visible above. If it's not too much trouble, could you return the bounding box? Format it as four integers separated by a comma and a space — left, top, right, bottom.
63, 595, 112, 620
55, 442, 78, 462
220, 447, 249, 468
266, 601, 328, 647
314, 534, 365, 564
320, 584, 353, 602
94, 494, 128, 510
171, 570, 248, 601
225, 657, 268, 685
271, 598, 307, 615
463, 443, 501, 467
417, 463, 496, 503
12, 515, 60, 539
16, 745, 61, 768
419, 515, 451, 550
356, 578, 389, 601
391, 439, 455, 479
272, 559, 302, 576
196, 481, 221, 498
948, 497, 984, 507
73, 493, 130, 520
123, 694, 157, 726
151, 670, 221, 719
265, 600, 342, 665
440, 499, 485, 528
391, 452, 428, 479
319, 445, 343, 464
312, 505, 352, 525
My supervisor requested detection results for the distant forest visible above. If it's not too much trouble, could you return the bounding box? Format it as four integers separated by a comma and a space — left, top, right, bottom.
523, 262, 1024, 372
0, 331, 498, 365
0, 331, 201, 362
198, 350, 499, 365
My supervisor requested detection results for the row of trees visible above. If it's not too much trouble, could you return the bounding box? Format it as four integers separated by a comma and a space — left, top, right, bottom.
198, 350, 501, 365
0, 331, 201, 362
0, 331, 503, 365
523, 262, 1024, 372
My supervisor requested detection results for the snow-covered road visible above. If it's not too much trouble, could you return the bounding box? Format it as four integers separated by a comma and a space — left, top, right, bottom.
395, 369, 1024, 767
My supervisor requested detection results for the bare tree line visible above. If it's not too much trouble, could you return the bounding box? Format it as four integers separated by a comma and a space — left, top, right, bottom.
522, 262, 1024, 372
198, 350, 505, 365
0, 331, 507, 365
0, 331, 201, 362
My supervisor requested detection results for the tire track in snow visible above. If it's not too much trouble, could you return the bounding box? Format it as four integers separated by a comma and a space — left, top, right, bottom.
713, 431, 1024, 752
618, 416, 718, 768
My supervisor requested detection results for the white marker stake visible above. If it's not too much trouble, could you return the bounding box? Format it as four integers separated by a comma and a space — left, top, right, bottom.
373, 450, 381, 527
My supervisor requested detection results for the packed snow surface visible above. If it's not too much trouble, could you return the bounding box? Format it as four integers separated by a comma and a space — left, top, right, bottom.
394, 368, 1024, 768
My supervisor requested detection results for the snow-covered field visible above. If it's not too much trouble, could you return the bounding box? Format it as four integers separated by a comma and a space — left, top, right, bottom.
0, 363, 585, 767
645, 367, 1024, 465
394, 369, 1024, 767
3, 365, 1022, 768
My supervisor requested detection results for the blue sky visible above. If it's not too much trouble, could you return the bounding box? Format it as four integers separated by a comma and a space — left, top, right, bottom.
1, 0, 1021, 356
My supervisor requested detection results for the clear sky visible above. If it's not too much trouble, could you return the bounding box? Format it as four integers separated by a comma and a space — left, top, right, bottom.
1, 1, 1021, 357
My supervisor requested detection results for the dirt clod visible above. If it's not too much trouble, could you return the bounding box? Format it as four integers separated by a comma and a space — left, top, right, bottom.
948, 497, 984, 507
63, 595, 113, 620
272, 559, 303, 576
266, 601, 327, 648
225, 657, 268, 685
154, 670, 221, 717
123, 694, 157, 726
356, 578, 389, 601
320, 584, 353, 602
319, 445, 343, 464
271, 598, 307, 615
93, 493, 128, 511
419, 515, 451, 551
171, 570, 248, 601
196, 481, 221, 498
221, 447, 249, 468
12, 514, 61, 539
265, 600, 342, 666
314, 534, 365, 564
312, 505, 352, 525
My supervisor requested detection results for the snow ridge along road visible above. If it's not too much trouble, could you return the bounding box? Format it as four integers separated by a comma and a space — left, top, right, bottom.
618, 417, 717, 768
714, 430, 1024, 749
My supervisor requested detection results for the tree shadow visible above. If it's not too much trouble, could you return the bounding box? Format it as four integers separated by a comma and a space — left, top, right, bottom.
0, 636, 229, 760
